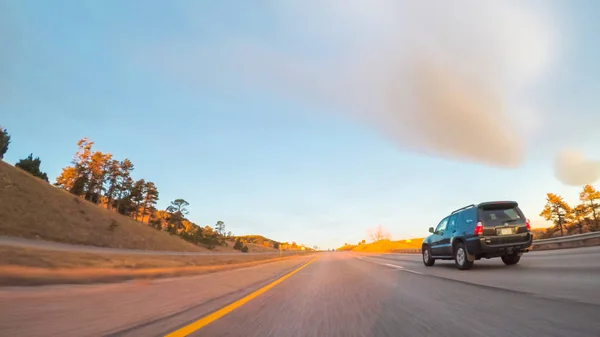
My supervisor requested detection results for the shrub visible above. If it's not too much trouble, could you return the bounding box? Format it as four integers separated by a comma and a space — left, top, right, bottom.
108, 219, 119, 231
233, 238, 243, 250
241, 245, 249, 253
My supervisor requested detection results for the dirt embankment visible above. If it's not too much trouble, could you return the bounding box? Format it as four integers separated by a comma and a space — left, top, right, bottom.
0, 160, 279, 253
0, 245, 313, 286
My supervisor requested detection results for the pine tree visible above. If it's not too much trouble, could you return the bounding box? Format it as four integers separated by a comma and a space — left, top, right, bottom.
104, 159, 121, 210
580, 185, 600, 231
215, 221, 225, 235
140, 181, 159, 222
15, 154, 49, 182
55, 138, 94, 196
570, 204, 591, 234
0, 126, 10, 159
85, 151, 112, 203
540, 193, 572, 236
114, 159, 134, 214
129, 179, 146, 220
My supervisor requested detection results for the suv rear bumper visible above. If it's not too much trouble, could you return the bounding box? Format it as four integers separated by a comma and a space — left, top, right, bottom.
466, 233, 533, 258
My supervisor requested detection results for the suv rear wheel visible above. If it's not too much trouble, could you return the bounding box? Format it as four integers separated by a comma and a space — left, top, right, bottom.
422, 246, 435, 266
501, 254, 521, 265
454, 242, 474, 270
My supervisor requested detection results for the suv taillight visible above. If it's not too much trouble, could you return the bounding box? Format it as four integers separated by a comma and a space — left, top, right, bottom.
474, 221, 484, 236
526, 219, 531, 231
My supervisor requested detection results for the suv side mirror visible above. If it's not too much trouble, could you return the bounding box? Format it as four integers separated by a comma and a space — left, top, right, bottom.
429, 227, 434, 233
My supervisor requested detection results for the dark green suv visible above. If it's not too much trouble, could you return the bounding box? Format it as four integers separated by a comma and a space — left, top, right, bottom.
422, 201, 533, 270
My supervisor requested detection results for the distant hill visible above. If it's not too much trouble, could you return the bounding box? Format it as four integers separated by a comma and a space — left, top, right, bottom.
235, 235, 312, 251
236, 235, 279, 245
337, 238, 424, 253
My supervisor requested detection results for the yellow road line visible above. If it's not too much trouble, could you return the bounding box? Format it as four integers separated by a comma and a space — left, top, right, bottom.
164, 258, 317, 337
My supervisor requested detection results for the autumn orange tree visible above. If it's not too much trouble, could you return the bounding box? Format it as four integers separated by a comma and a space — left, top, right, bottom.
53, 140, 227, 249
569, 204, 591, 234
55, 138, 159, 219
540, 193, 571, 236
52, 138, 296, 251
580, 184, 600, 231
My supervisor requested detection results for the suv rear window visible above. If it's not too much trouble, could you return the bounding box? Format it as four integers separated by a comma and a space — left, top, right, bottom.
478, 204, 524, 227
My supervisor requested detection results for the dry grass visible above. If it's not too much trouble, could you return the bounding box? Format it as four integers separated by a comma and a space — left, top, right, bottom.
190, 240, 278, 253
0, 161, 278, 253
0, 246, 308, 286
0, 246, 283, 269
245, 243, 279, 252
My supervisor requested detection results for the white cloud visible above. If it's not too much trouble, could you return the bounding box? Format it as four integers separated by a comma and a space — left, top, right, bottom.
554, 149, 600, 186
146, 0, 560, 168
261, 0, 558, 167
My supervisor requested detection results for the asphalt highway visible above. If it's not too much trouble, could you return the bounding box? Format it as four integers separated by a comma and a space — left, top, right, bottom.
1, 248, 599, 337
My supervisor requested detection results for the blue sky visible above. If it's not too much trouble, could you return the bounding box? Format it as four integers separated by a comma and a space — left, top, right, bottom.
2, 0, 599, 249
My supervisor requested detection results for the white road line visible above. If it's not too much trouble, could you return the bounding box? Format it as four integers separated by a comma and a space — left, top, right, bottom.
385, 263, 423, 275
359, 257, 424, 275
384, 263, 404, 269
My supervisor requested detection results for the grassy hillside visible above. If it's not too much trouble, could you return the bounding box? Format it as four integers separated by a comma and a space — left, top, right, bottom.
237, 235, 279, 244
236, 235, 279, 249
235, 235, 315, 251
337, 238, 424, 253
0, 161, 265, 252
231, 235, 278, 252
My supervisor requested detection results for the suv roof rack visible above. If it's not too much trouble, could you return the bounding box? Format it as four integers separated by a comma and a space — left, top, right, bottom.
451, 204, 475, 214
478, 201, 518, 207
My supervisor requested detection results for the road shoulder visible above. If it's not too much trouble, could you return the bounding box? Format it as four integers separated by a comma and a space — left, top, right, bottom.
0, 256, 314, 337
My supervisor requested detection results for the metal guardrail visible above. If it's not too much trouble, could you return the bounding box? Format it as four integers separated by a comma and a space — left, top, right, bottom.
388, 232, 600, 254
532, 231, 600, 245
